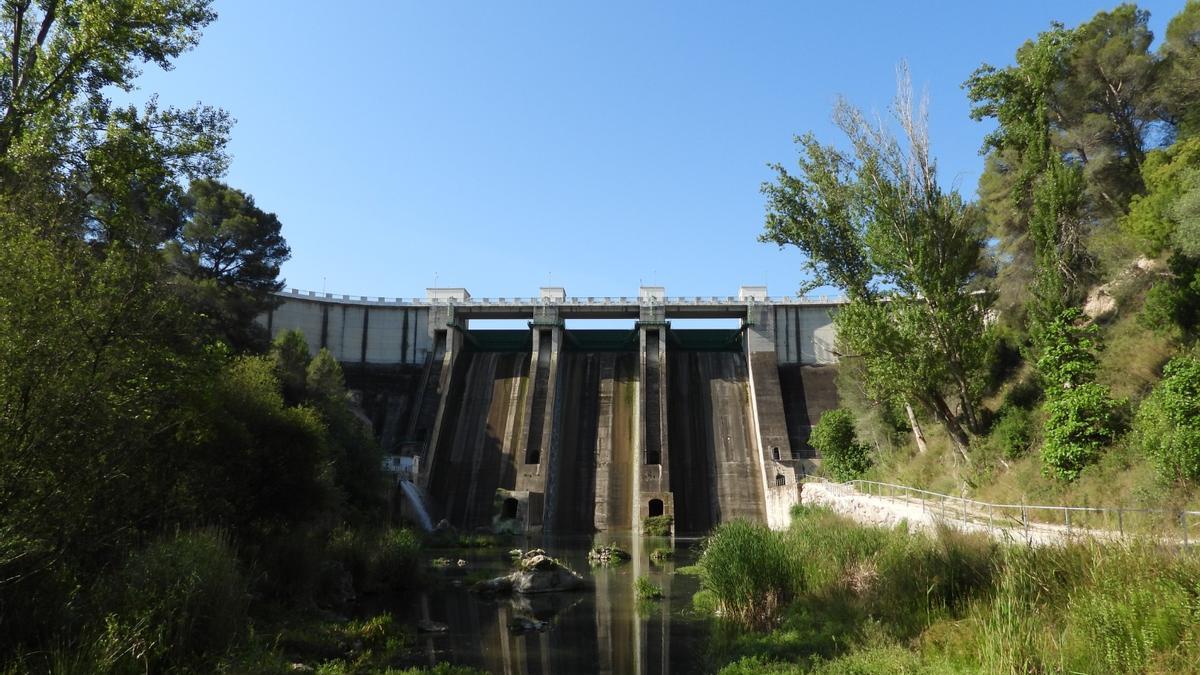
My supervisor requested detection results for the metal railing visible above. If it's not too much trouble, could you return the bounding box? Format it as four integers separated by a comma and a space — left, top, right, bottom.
816, 478, 1200, 547
279, 288, 849, 307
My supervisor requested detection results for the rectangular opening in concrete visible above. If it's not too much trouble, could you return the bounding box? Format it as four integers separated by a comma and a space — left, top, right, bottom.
666, 318, 742, 329
463, 318, 530, 330
563, 318, 637, 330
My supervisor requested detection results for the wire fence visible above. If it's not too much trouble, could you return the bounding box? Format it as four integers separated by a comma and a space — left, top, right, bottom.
819, 479, 1200, 548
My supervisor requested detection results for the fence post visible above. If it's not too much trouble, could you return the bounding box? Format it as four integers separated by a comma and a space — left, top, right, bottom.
1118, 507, 1124, 538
1022, 501, 1029, 542
988, 503, 994, 535
1184, 511, 1190, 548
1066, 509, 1071, 535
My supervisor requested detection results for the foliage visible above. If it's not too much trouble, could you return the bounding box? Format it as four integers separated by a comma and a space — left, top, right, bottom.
763, 75, 993, 458
1123, 136, 1200, 256
809, 409, 873, 481
991, 406, 1032, 460
1157, 1, 1200, 139
698, 521, 799, 631
635, 576, 664, 601
1040, 382, 1120, 481
95, 528, 246, 672
1134, 353, 1200, 484
704, 507, 1200, 674
1034, 309, 1101, 389
642, 515, 673, 537
168, 180, 292, 350
1033, 309, 1121, 481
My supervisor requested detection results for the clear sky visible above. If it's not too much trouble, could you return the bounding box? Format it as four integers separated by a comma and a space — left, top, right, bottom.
130, 0, 1183, 300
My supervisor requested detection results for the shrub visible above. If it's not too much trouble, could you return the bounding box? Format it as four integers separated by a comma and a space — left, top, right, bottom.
1133, 354, 1200, 484
95, 528, 246, 672
642, 515, 673, 536
991, 406, 1032, 459
635, 576, 663, 600
1040, 383, 1120, 481
809, 409, 873, 481
699, 521, 799, 630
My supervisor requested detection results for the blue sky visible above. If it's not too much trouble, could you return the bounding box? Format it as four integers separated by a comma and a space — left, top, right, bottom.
132, 1, 1182, 300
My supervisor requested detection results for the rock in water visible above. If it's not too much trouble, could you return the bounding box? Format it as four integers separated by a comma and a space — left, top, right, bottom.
473, 550, 585, 594
417, 619, 448, 633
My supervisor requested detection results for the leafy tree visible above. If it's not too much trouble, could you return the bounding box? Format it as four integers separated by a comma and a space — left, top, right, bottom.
1122, 136, 1200, 255
168, 179, 291, 350
1056, 4, 1159, 209
1156, 1, 1200, 139
272, 329, 311, 404
0, 0, 225, 171
1134, 353, 1200, 484
763, 75, 993, 460
965, 24, 1090, 347
808, 409, 873, 482
1035, 310, 1121, 480
1041, 383, 1119, 481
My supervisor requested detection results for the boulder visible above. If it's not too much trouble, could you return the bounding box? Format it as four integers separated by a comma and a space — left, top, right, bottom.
587, 544, 631, 565
473, 549, 585, 595
417, 619, 448, 633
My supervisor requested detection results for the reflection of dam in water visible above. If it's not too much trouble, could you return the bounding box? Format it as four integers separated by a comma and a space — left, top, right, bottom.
260, 285, 842, 533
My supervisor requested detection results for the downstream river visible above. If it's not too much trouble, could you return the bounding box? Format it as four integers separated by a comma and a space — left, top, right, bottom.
388, 534, 713, 674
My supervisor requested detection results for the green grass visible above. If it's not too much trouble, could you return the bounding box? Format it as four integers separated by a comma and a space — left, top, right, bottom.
696, 506, 1200, 673
635, 576, 664, 601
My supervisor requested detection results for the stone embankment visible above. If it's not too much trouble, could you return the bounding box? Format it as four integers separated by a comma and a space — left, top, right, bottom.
800, 481, 1130, 547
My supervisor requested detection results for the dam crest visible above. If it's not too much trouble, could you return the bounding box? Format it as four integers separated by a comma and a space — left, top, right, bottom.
260, 285, 844, 534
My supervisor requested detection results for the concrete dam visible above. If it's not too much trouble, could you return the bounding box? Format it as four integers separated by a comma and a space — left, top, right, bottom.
261, 285, 843, 534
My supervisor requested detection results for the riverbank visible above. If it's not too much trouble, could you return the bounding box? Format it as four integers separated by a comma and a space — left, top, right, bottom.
696, 505, 1200, 673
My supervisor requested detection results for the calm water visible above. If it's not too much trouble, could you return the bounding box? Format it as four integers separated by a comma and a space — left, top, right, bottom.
389, 534, 714, 674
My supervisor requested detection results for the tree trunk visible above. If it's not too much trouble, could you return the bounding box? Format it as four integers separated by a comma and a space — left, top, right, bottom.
905, 401, 928, 454
924, 394, 972, 465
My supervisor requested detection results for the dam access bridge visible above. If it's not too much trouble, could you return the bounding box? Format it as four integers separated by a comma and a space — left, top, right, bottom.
261, 285, 845, 534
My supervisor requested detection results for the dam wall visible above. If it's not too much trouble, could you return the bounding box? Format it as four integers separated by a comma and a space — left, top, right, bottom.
261, 285, 842, 533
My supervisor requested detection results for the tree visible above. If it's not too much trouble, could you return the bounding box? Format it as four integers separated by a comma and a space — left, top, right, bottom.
0, 0, 222, 167
1134, 353, 1200, 484
168, 180, 291, 350
808, 409, 872, 481
763, 71, 993, 460
1157, 1, 1200, 139
966, 24, 1090, 344
1122, 136, 1200, 255
1035, 309, 1120, 481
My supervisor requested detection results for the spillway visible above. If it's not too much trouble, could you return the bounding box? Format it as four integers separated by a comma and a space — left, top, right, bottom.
547, 352, 638, 533
668, 351, 765, 533
426, 350, 530, 528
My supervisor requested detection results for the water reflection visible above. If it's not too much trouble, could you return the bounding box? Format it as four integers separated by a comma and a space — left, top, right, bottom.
399, 533, 709, 674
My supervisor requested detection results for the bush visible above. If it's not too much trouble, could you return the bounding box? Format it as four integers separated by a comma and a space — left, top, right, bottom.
642, 514, 673, 536
95, 528, 246, 672
991, 406, 1032, 459
635, 576, 663, 601
810, 409, 873, 481
1041, 383, 1120, 481
1133, 354, 1200, 484
699, 521, 799, 630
